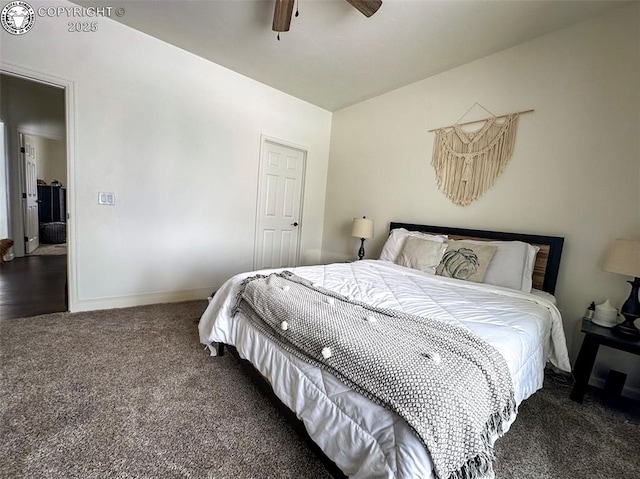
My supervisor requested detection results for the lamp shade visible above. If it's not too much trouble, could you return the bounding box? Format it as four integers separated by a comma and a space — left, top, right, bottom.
603, 239, 640, 278
351, 217, 374, 239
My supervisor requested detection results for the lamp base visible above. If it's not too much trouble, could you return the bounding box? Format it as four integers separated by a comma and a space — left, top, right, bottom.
613, 313, 640, 340
620, 277, 640, 317
357, 238, 365, 261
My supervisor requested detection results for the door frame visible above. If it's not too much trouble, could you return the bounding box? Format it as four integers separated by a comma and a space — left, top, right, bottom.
254, 135, 308, 270
1, 62, 77, 311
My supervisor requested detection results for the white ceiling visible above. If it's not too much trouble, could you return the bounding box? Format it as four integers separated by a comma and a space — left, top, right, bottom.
76, 0, 626, 111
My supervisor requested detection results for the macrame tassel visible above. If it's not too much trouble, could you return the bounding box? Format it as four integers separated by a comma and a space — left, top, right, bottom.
432, 114, 520, 206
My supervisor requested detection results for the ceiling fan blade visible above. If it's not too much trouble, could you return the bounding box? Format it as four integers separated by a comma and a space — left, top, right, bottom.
345, 0, 382, 18
272, 0, 295, 32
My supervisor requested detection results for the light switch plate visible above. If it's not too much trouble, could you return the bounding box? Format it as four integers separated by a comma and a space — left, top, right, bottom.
98, 192, 115, 205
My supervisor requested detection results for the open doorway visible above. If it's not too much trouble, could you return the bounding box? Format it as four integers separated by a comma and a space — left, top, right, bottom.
0, 73, 69, 319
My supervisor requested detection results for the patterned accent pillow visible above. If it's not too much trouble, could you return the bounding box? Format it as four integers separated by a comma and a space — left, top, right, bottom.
395, 236, 448, 274
436, 240, 497, 283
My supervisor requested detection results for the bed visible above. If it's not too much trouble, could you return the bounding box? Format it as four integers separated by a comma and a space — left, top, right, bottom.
198, 222, 571, 479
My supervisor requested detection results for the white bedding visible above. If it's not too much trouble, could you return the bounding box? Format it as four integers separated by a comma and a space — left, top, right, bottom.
199, 260, 571, 479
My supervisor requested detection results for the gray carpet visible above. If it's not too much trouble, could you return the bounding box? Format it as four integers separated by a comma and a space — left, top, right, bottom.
1, 301, 638, 479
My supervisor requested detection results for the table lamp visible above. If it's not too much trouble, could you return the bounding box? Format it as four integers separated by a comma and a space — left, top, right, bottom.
351, 216, 374, 261
602, 238, 640, 339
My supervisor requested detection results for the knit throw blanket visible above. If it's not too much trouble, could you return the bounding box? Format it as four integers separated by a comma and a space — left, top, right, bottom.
234, 272, 516, 479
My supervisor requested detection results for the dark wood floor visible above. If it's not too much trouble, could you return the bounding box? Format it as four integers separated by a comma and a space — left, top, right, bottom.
0, 255, 68, 320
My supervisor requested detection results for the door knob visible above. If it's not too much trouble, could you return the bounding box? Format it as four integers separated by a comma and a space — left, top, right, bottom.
291, 222, 299, 227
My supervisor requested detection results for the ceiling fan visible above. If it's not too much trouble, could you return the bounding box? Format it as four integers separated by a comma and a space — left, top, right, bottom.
272, 0, 382, 36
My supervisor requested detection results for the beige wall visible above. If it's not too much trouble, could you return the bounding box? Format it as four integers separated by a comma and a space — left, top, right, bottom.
25, 134, 67, 186
1, 0, 332, 311
323, 5, 640, 396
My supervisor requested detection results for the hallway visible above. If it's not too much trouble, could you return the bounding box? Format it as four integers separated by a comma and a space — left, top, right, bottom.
0, 255, 67, 320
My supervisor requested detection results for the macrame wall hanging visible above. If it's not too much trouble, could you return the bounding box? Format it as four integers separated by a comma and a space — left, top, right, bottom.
430, 104, 533, 206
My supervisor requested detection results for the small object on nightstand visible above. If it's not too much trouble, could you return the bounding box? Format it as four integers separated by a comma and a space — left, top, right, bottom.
592, 299, 618, 328
585, 302, 595, 320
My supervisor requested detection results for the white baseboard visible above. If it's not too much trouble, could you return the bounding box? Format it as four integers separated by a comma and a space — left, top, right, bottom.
71, 287, 212, 313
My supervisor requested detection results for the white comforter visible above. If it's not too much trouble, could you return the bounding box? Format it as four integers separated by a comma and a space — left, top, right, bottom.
199, 260, 571, 479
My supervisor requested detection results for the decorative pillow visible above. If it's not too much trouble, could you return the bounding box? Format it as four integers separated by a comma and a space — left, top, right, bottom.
396, 236, 448, 274
379, 228, 447, 262
458, 240, 540, 292
436, 240, 497, 283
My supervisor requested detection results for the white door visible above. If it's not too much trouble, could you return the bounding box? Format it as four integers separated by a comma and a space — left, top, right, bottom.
254, 140, 306, 270
22, 135, 39, 253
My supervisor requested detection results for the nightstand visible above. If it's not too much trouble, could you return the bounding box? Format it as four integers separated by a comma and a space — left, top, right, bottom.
570, 318, 640, 403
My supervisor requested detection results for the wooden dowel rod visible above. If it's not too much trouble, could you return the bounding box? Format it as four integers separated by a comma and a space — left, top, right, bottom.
428, 109, 534, 132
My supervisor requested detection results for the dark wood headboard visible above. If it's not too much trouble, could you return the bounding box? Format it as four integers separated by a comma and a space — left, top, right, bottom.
389, 222, 564, 294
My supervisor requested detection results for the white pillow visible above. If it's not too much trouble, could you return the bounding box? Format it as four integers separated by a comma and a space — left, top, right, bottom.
521, 244, 540, 292
396, 236, 448, 274
379, 228, 447, 262
461, 239, 540, 292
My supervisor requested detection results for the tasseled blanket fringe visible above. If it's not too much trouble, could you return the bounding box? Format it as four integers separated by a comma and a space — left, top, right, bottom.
448, 396, 517, 479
